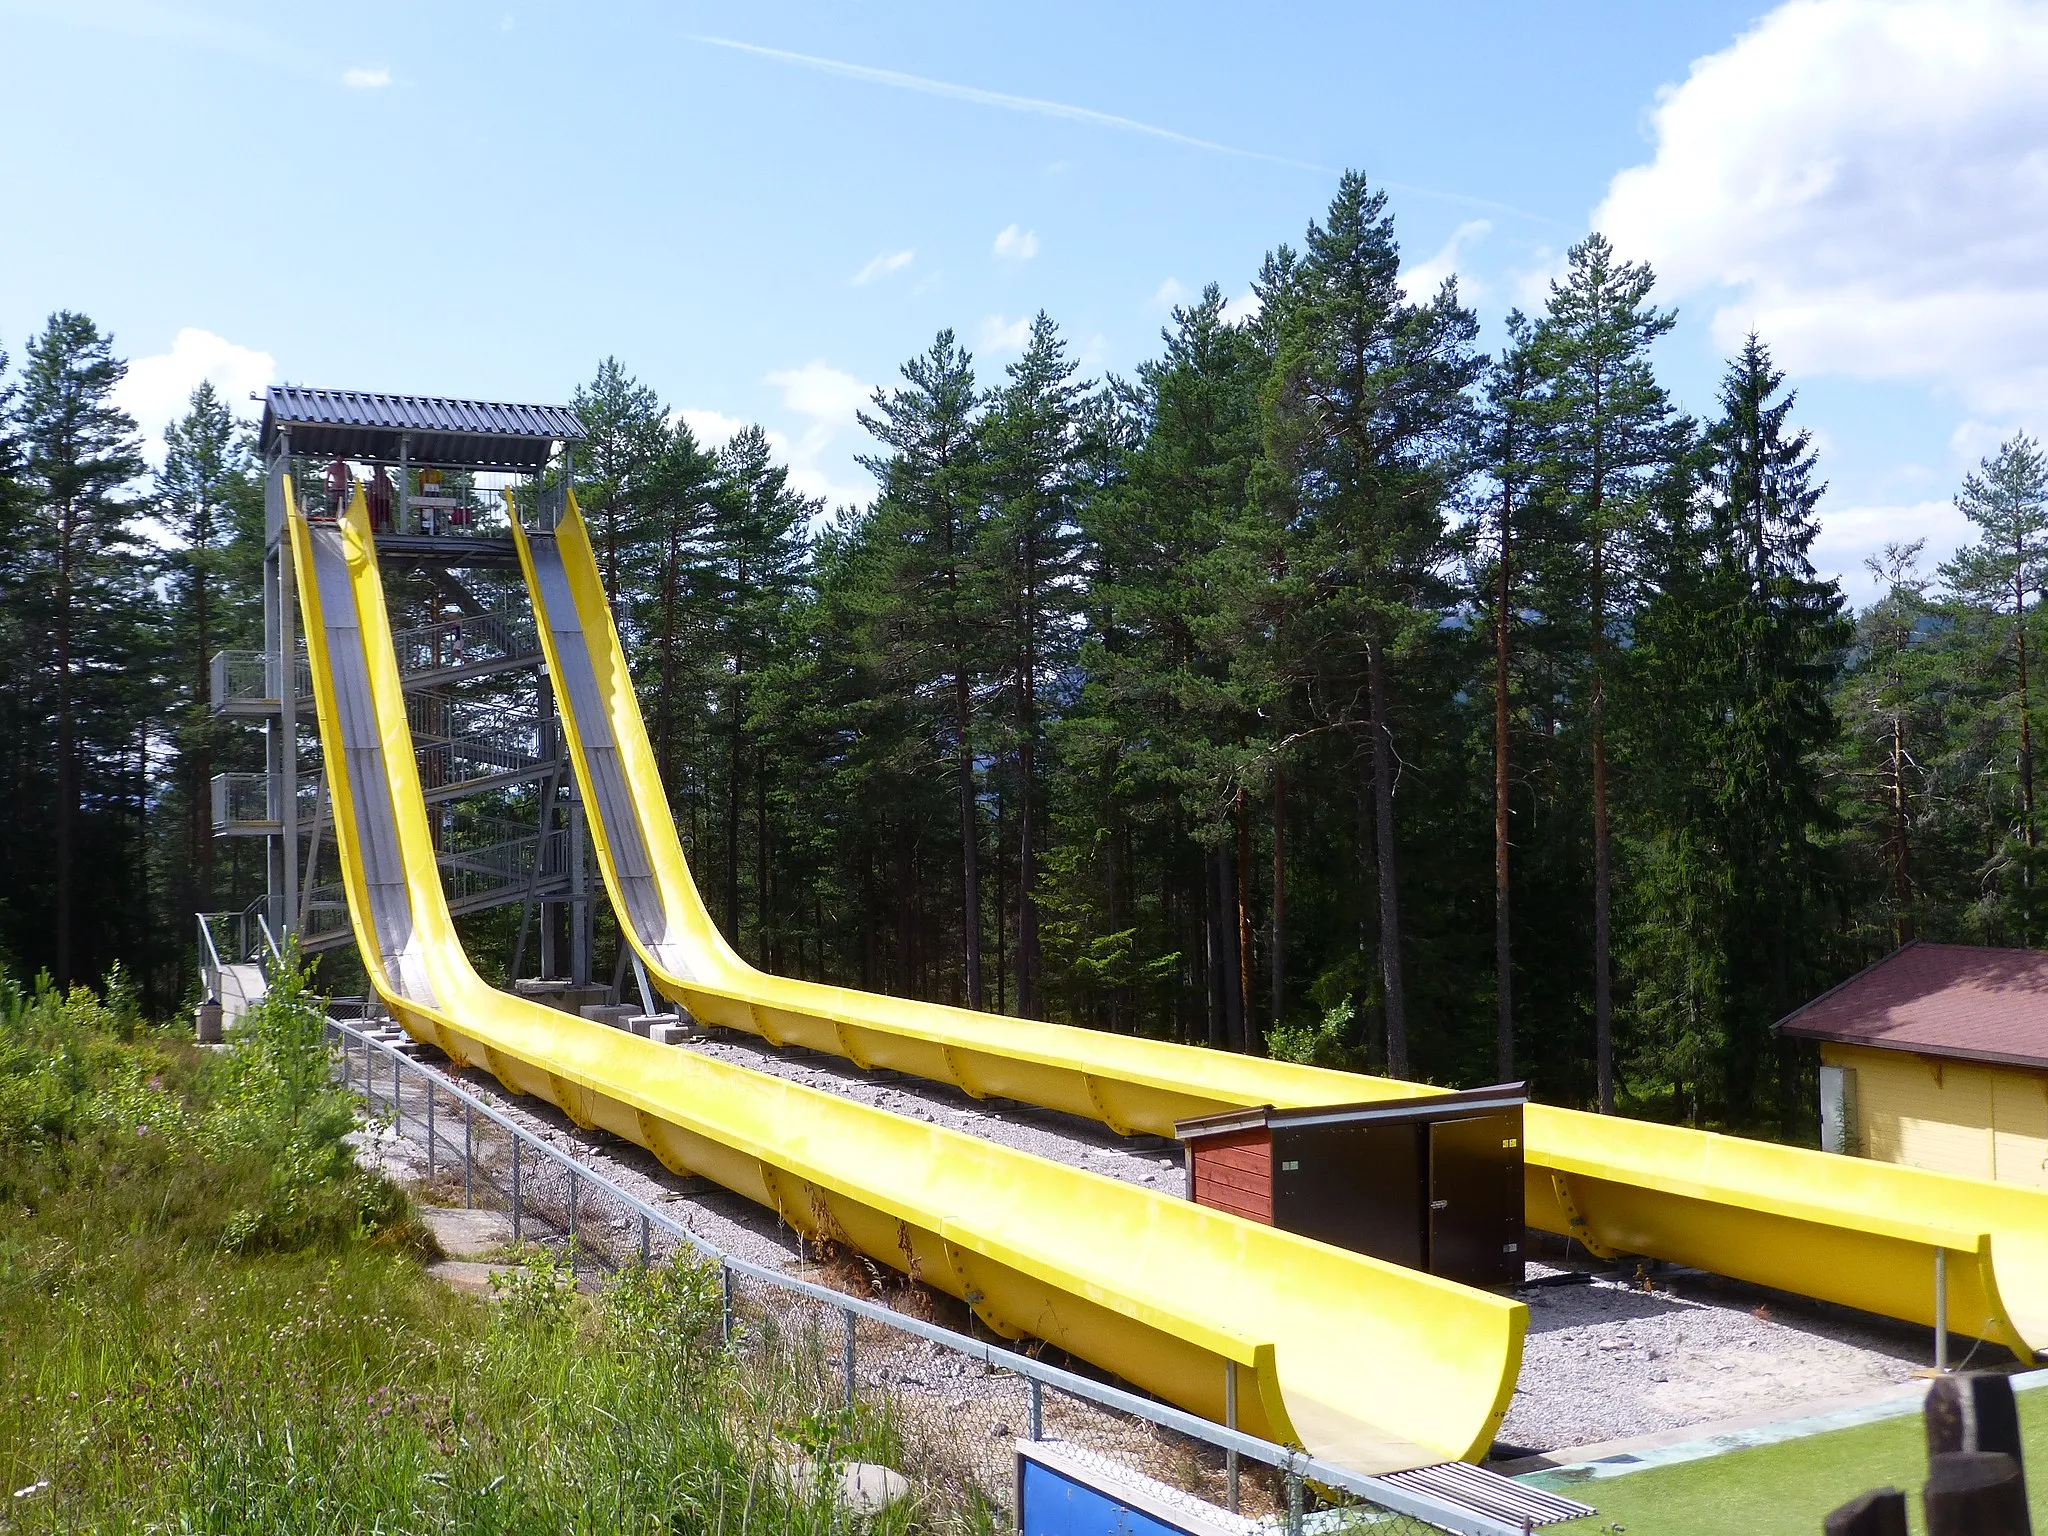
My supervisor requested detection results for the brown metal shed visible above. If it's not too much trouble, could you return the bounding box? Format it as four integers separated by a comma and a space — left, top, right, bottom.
1175, 1083, 1527, 1288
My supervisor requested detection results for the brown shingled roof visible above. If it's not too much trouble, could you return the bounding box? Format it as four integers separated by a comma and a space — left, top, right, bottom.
1774, 941, 2048, 1071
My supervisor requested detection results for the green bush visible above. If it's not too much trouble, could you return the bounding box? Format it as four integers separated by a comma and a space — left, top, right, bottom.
1265, 997, 1366, 1070
0, 963, 903, 1533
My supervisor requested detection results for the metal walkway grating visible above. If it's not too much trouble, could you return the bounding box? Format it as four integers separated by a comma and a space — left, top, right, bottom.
1374, 1462, 1594, 1528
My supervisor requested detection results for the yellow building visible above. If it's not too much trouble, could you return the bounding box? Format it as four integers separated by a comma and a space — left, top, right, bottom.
1777, 941, 2048, 1188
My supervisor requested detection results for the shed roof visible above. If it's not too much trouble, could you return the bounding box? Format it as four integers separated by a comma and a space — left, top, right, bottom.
259, 387, 583, 471
1774, 941, 2048, 1071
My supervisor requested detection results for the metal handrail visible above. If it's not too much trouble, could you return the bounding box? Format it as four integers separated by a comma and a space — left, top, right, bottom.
196, 913, 224, 1002
324, 1017, 1524, 1536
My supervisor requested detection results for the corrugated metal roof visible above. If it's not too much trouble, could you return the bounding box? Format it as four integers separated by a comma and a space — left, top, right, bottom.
260, 387, 583, 470
1774, 940, 2048, 1070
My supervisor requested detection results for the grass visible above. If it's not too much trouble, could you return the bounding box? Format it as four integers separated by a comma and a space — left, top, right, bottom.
1539, 1380, 2048, 1535
0, 961, 918, 1534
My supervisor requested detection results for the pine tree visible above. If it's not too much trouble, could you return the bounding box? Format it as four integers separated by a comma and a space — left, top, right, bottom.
857, 332, 989, 1006
572, 357, 668, 624
1536, 235, 1681, 1112
1474, 312, 1547, 1078
977, 314, 1087, 1018
12, 313, 146, 982
1264, 172, 1480, 1076
159, 382, 264, 916
706, 426, 814, 957
1940, 433, 2048, 937
1838, 542, 1937, 947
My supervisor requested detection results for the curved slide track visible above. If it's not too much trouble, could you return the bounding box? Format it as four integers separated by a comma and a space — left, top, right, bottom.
516, 494, 2048, 1365
291, 482, 1526, 1475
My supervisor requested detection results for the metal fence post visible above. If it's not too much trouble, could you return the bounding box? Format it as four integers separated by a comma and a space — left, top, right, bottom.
511, 1138, 522, 1243
639, 1212, 650, 1265
1226, 1360, 1240, 1514
567, 1166, 579, 1270
1287, 1464, 1304, 1536
842, 1307, 857, 1409
426, 1079, 435, 1179
721, 1262, 734, 1343
463, 1102, 473, 1208
1935, 1246, 1950, 1372
1029, 1378, 1043, 1442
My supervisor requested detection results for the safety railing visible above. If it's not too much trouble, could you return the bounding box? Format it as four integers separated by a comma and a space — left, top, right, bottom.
211, 772, 278, 833
327, 1017, 1563, 1536
209, 648, 312, 713
392, 606, 538, 683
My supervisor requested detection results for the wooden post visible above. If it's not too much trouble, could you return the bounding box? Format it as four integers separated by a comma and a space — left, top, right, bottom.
1926, 1371, 2024, 1464
1823, 1489, 1906, 1536
1922, 1452, 2030, 1536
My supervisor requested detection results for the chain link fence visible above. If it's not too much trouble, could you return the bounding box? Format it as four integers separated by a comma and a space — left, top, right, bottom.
331, 1017, 1545, 1536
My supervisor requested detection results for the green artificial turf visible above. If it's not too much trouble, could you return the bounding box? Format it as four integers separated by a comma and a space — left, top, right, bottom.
1535, 1380, 2047, 1535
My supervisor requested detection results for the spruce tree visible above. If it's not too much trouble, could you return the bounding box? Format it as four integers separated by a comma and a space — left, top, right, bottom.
13, 312, 146, 982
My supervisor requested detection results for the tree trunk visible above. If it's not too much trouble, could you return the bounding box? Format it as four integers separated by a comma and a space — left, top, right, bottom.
1270, 770, 1286, 1030
956, 669, 982, 1009
1494, 494, 1515, 1080
1017, 731, 1039, 1017
192, 539, 214, 909
2016, 556, 2035, 937
1366, 636, 1408, 1076
1235, 785, 1254, 1050
755, 746, 768, 964
1890, 696, 1913, 945
724, 681, 743, 943
56, 496, 75, 983
1592, 528, 1615, 1113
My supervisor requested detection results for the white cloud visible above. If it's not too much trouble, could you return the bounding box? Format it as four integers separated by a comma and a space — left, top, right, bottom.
977, 314, 1032, 354
764, 360, 871, 422
1596, 0, 2048, 425
1151, 277, 1191, 310
677, 408, 748, 449
851, 248, 915, 286
1399, 219, 1492, 303
341, 65, 392, 89
1814, 497, 1974, 606
993, 224, 1040, 262
1221, 288, 1262, 327
115, 328, 275, 466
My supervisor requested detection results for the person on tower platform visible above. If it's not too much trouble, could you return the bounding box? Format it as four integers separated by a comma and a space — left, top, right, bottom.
366, 464, 395, 533
323, 455, 351, 517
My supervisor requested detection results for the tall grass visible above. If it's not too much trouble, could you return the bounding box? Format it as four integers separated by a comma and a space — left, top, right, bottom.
0, 963, 909, 1533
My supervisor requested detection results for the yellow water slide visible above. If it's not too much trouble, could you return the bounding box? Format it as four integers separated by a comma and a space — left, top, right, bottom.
516, 495, 2048, 1364
291, 481, 1525, 1474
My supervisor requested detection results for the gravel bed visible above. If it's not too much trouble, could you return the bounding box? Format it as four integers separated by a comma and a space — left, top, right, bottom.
1497, 1258, 1934, 1454
676, 1029, 1189, 1194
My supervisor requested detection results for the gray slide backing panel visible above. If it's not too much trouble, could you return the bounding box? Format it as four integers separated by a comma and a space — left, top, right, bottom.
308, 522, 440, 1009
525, 529, 699, 980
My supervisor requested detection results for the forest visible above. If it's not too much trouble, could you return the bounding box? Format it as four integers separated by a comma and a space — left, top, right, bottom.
3, 171, 2044, 1134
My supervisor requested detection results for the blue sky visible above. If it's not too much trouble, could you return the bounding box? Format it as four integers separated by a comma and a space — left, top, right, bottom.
5, 0, 2046, 605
